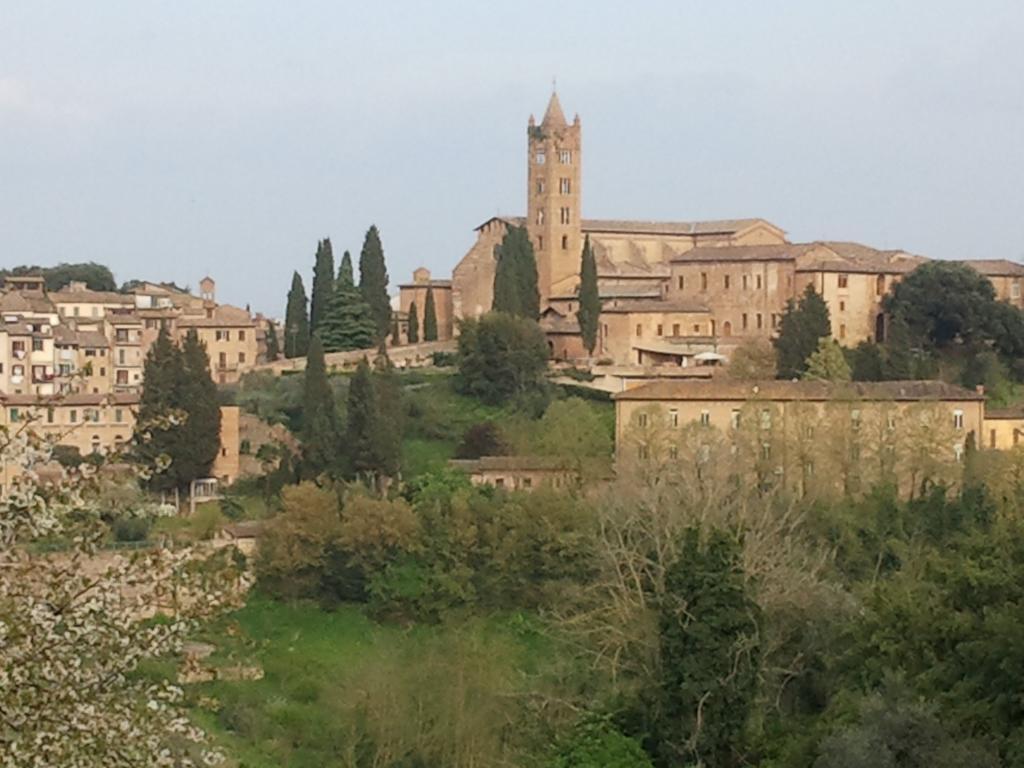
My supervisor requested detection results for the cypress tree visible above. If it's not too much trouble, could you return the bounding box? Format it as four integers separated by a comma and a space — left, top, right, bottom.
338, 250, 354, 286
391, 314, 401, 345
284, 271, 310, 358
179, 330, 222, 484
135, 326, 188, 492
300, 334, 340, 479
372, 343, 402, 477
576, 234, 600, 355
422, 287, 438, 341
265, 320, 280, 361
407, 301, 419, 343
345, 358, 383, 477
492, 226, 539, 319
309, 238, 336, 334
358, 225, 391, 342
318, 263, 376, 352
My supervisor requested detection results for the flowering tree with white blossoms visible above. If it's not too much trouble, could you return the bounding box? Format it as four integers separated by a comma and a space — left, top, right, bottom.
0, 413, 246, 766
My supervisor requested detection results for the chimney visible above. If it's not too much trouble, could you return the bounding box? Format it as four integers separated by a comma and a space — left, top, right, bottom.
976, 385, 985, 396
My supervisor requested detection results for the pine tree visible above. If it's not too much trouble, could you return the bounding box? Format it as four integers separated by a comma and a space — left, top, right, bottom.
284, 271, 310, 358
358, 225, 391, 342
265, 321, 280, 361
179, 330, 222, 484
318, 264, 376, 353
422, 287, 438, 341
492, 226, 540, 319
135, 326, 188, 492
345, 358, 384, 477
309, 238, 335, 334
576, 234, 600, 355
300, 334, 340, 479
407, 301, 419, 343
773, 284, 831, 379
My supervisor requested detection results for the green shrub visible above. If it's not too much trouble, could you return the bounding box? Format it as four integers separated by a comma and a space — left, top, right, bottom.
111, 515, 152, 543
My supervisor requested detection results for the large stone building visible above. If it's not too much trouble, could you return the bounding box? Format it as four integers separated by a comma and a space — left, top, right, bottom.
409, 92, 1024, 367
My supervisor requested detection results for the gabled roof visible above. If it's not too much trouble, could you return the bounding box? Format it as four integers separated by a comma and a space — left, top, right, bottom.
613, 379, 983, 402
177, 304, 254, 328
671, 243, 818, 264
584, 218, 783, 238
960, 259, 1024, 277
51, 288, 133, 305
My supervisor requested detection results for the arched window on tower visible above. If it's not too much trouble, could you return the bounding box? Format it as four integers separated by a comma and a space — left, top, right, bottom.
561, 235, 568, 250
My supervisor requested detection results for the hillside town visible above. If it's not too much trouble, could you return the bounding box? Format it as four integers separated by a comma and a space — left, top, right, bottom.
7, 6, 1024, 767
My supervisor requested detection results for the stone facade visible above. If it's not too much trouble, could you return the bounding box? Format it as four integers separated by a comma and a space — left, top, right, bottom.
398, 268, 454, 342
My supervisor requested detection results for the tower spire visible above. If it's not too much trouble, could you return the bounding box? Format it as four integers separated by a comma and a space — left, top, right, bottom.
542, 89, 567, 128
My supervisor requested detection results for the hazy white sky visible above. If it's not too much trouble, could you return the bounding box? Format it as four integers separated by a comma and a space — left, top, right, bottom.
2, 1, 1023, 315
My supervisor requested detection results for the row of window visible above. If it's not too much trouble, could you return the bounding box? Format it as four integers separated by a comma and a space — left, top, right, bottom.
536, 234, 572, 251
636, 408, 967, 431
535, 178, 573, 195
534, 149, 573, 165
9, 407, 128, 424
214, 329, 246, 342
637, 441, 966, 463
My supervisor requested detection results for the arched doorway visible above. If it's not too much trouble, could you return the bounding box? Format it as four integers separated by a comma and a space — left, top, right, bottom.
875, 313, 886, 342
722, 321, 733, 337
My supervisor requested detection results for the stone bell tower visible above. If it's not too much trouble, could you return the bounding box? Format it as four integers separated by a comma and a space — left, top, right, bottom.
527, 91, 582, 306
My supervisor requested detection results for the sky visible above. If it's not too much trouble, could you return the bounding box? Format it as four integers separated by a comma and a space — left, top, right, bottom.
2, 1, 1023, 316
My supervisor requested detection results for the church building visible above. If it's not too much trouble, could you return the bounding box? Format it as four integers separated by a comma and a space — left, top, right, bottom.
402, 93, 1024, 366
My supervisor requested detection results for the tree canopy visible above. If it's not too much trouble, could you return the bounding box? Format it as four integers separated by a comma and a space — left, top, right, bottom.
804, 337, 852, 382
284, 271, 310, 359
492, 226, 540, 320
2, 262, 117, 292
423, 287, 439, 341
774, 284, 832, 379
576, 235, 600, 355
309, 237, 336, 334
358, 225, 392, 342
318, 264, 376, 353
299, 334, 341, 479
455, 312, 549, 406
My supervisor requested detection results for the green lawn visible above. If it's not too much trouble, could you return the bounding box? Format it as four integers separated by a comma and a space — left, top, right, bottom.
185, 596, 563, 767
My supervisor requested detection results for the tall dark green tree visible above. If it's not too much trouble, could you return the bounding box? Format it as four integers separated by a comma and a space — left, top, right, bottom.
884, 261, 998, 349
492, 226, 540, 320
576, 235, 600, 355
135, 326, 188, 492
371, 344, 403, 477
358, 225, 391, 342
344, 358, 388, 477
391, 314, 401, 345
656, 527, 761, 767
422, 287, 438, 341
284, 271, 310, 359
318, 263, 376, 353
455, 313, 549, 406
773, 284, 831, 379
338, 250, 354, 286
309, 238, 336, 334
299, 335, 341, 479
179, 330, 221, 485
407, 301, 420, 343
265, 320, 280, 362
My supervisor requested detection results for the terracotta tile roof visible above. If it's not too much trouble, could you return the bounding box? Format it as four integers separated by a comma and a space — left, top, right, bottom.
614, 379, 983, 402
800, 242, 926, 274
450, 455, 572, 472
0, 291, 57, 315
960, 259, 1024, 277
583, 218, 780, 237
51, 288, 133, 305
539, 310, 581, 334
984, 405, 1024, 419
2, 391, 139, 407
177, 304, 254, 328
671, 243, 816, 264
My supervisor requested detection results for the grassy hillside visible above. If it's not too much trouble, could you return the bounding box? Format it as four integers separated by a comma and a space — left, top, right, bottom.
183, 597, 565, 767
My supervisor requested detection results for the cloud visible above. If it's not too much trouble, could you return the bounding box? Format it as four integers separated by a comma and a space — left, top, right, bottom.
0, 75, 98, 125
